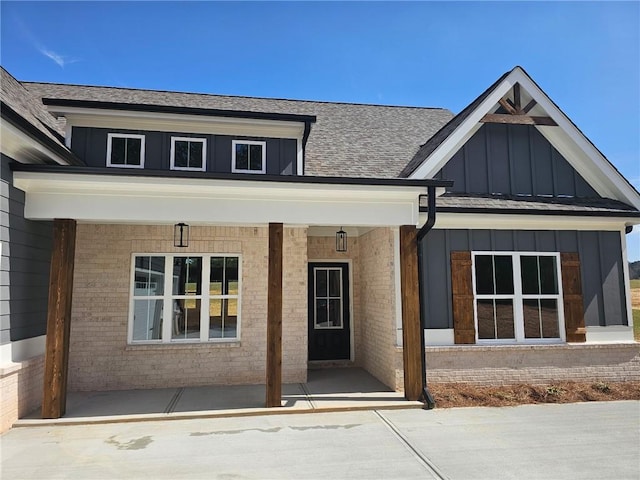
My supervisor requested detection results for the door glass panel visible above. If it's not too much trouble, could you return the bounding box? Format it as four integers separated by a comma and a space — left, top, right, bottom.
495, 299, 515, 339
328, 299, 342, 327
315, 269, 327, 297
315, 299, 328, 328
172, 298, 201, 339
132, 299, 163, 341
328, 270, 341, 297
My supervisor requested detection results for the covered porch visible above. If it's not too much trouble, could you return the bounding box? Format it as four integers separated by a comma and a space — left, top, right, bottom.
12, 166, 451, 419
16, 368, 421, 426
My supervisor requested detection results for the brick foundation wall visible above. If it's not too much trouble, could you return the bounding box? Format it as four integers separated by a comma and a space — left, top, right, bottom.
358, 228, 398, 390
420, 344, 640, 385
0, 355, 43, 433
307, 236, 361, 363
69, 224, 307, 391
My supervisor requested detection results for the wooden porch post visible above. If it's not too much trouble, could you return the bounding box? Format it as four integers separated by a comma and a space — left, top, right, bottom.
399, 225, 422, 401
266, 223, 283, 407
42, 219, 76, 419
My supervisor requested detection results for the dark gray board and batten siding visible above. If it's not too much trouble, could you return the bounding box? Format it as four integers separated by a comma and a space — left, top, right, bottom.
434, 124, 600, 198
1, 154, 52, 345
421, 229, 628, 330
71, 127, 299, 175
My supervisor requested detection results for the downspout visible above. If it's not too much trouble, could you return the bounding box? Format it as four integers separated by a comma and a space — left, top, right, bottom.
416, 185, 437, 409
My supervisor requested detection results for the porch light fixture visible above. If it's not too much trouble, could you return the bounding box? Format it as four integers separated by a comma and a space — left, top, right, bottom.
336, 227, 347, 252
174, 222, 190, 248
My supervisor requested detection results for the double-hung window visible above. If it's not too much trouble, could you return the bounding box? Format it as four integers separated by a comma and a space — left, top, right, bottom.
130, 254, 241, 343
107, 133, 145, 168
472, 252, 564, 343
170, 137, 206, 171
231, 140, 266, 173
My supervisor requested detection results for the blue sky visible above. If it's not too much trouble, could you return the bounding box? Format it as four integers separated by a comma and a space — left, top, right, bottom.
1, 1, 639, 259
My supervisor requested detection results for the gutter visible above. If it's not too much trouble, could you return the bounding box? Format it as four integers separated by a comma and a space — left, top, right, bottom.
416, 186, 437, 410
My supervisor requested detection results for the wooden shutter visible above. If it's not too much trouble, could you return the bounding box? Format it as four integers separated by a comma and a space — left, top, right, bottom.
451, 251, 475, 344
560, 252, 586, 343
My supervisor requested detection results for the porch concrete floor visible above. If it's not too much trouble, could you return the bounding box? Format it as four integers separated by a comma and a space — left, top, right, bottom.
17, 368, 422, 427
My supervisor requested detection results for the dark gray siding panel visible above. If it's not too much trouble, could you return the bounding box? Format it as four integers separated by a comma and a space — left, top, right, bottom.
438, 124, 599, 198
71, 127, 298, 175
421, 229, 627, 331
1, 154, 52, 344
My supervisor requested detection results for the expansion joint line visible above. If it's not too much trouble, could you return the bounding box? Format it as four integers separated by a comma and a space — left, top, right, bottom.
165, 388, 185, 414
374, 410, 449, 480
300, 383, 317, 409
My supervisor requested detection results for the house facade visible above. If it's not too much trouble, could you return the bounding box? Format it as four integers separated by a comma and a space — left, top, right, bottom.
1, 66, 638, 431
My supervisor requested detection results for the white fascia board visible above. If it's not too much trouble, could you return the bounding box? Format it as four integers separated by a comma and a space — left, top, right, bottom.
14, 172, 425, 226
423, 212, 638, 231
408, 79, 514, 180
57, 107, 306, 140
408, 67, 640, 210
0, 121, 70, 166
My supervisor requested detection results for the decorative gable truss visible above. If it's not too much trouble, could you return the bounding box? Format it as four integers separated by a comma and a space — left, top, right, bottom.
404, 66, 640, 211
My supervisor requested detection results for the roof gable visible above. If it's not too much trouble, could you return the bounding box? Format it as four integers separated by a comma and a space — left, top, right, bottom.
402, 66, 640, 210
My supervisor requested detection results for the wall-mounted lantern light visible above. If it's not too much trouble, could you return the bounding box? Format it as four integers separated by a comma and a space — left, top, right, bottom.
174, 223, 190, 248
336, 227, 347, 252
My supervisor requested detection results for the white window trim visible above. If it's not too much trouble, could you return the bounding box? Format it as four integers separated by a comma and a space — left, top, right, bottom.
170, 136, 207, 172
106, 133, 145, 168
128, 253, 242, 345
231, 139, 266, 174
471, 251, 566, 345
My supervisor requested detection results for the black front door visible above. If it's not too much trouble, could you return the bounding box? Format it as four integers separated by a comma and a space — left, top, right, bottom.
308, 263, 350, 361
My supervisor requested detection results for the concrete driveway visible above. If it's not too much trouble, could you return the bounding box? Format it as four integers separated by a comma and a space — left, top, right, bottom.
2, 401, 638, 479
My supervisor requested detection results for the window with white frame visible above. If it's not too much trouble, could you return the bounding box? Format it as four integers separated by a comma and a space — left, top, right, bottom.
130, 254, 240, 343
231, 140, 266, 173
170, 137, 206, 171
107, 133, 145, 168
472, 252, 564, 343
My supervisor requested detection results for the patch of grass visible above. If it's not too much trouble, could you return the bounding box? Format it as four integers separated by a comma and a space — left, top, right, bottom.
630, 279, 640, 289
634, 310, 640, 342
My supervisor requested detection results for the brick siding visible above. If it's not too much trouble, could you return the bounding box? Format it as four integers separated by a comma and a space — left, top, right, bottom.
0, 355, 43, 433
68, 224, 307, 391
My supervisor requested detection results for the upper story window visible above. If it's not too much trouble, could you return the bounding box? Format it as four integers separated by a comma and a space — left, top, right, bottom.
472, 252, 564, 343
170, 137, 207, 171
232, 140, 266, 174
107, 133, 145, 168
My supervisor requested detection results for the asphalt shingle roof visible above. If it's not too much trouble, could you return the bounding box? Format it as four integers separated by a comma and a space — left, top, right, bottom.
1, 67, 68, 151
22, 81, 454, 178
422, 193, 640, 216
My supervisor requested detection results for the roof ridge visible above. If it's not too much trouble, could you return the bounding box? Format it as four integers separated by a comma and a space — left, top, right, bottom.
21, 80, 448, 111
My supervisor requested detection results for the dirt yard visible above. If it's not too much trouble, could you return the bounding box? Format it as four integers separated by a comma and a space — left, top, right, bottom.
430, 381, 640, 408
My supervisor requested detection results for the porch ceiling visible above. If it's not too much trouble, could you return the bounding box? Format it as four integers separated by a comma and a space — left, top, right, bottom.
12, 169, 449, 227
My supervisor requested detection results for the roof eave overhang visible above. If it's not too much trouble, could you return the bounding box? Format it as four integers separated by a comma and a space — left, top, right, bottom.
44, 101, 316, 140
12, 167, 451, 227
0, 103, 83, 166
421, 211, 640, 230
